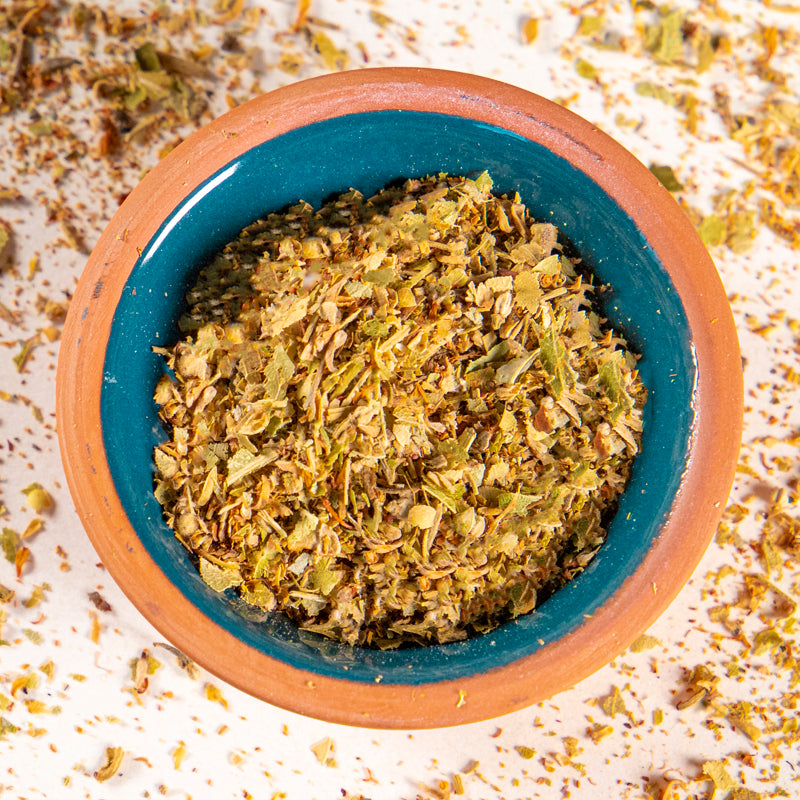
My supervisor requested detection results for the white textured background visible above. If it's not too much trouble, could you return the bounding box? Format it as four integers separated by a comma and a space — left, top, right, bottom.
0, 1, 798, 798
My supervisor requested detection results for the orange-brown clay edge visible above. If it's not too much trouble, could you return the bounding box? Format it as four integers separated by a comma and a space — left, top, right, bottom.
56, 68, 743, 729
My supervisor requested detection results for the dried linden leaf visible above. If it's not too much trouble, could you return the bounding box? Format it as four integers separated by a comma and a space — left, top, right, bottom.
600, 685, 627, 718
513, 271, 542, 313
311, 736, 336, 766
363, 267, 395, 286
408, 504, 438, 529
634, 81, 677, 106
199, 559, 243, 593
698, 215, 726, 247
702, 760, 736, 799
152, 173, 646, 649
649, 164, 684, 192
629, 633, 662, 653
0, 528, 18, 563
575, 58, 597, 80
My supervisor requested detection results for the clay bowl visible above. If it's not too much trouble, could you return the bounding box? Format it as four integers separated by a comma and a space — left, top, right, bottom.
56, 68, 742, 728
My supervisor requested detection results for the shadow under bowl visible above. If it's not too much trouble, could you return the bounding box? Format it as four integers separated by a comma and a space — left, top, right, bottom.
56, 68, 742, 728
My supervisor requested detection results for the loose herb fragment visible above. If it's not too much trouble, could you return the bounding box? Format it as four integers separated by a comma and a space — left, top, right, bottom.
88, 591, 112, 613
154, 642, 198, 679
22, 482, 52, 513
649, 164, 684, 193
94, 746, 125, 782
153, 173, 647, 648
310, 736, 336, 766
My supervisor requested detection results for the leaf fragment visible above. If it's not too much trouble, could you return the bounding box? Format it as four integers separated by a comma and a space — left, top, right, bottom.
22, 483, 52, 513
629, 633, 662, 653
311, 736, 336, 766
94, 747, 125, 782
204, 683, 228, 709
649, 164, 684, 192
199, 558, 243, 593
521, 17, 538, 45
600, 685, 627, 718
702, 760, 736, 799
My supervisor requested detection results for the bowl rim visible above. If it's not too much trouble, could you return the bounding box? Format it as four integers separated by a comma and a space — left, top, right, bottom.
56, 67, 742, 728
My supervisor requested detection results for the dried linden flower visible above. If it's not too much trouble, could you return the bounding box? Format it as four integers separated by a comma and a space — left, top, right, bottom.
153, 172, 647, 648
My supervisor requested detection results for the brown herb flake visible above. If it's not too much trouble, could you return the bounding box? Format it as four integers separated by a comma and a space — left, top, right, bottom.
94, 746, 125, 783
677, 663, 720, 710
130, 649, 161, 694
153, 172, 647, 649
154, 642, 198, 679
586, 723, 613, 743
88, 591, 112, 613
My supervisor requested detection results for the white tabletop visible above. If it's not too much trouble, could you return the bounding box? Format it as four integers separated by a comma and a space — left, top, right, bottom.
1, 1, 798, 798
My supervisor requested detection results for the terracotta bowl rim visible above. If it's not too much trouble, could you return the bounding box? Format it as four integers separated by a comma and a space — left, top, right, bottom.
56, 67, 742, 728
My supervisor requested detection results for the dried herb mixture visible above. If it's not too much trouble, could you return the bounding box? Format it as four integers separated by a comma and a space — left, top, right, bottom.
152, 172, 647, 648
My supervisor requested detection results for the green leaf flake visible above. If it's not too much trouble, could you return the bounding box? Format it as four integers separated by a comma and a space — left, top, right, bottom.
649, 164, 684, 192
363, 267, 395, 286
575, 58, 598, 80
361, 319, 389, 338
513, 271, 543, 313
698, 215, 726, 247
629, 633, 662, 652
465, 341, 510, 373
600, 685, 627, 718
598, 359, 622, 403
0, 717, 19, 739
634, 81, 677, 106
225, 450, 275, 487
263, 345, 295, 400
311, 31, 349, 71
702, 760, 736, 799
752, 628, 783, 656
644, 9, 686, 65
310, 557, 342, 596
135, 42, 162, 72
495, 353, 536, 385
23, 628, 43, 644
577, 15, 604, 36
0, 528, 18, 563
198, 558, 243, 593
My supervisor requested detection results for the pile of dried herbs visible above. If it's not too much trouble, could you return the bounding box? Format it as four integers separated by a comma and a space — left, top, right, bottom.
152, 172, 647, 648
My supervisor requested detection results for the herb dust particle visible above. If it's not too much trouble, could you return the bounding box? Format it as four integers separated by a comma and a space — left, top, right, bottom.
152, 172, 647, 649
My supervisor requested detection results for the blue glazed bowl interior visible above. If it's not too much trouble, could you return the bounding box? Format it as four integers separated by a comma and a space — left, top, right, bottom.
102, 110, 694, 684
